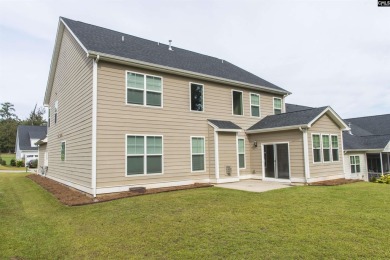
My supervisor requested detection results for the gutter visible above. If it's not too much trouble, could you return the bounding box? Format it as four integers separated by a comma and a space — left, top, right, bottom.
87, 52, 291, 96
246, 124, 307, 134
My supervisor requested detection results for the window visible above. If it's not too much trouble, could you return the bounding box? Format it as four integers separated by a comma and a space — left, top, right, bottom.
322, 135, 330, 162
350, 156, 360, 173
232, 91, 243, 115
61, 141, 66, 161
312, 134, 321, 162
126, 72, 162, 107
238, 138, 245, 169
190, 83, 203, 111
191, 137, 205, 171
126, 135, 163, 175
54, 101, 58, 124
250, 93, 260, 117
331, 135, 339, 161
273, 97, 282, 115
48, 108, 50, 127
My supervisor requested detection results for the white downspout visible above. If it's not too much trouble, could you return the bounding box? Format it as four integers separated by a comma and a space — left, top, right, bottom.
214, 130, 219, 181
92, 55, 99, 197
299, 127, 310, 184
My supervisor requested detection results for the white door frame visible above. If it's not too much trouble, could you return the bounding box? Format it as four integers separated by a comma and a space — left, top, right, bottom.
261, 142, 291, 182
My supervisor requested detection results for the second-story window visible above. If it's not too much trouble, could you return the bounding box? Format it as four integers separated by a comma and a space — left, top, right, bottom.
190, 83, 203, 111
273, 98, 282, 115
232, 90, 243, 115
48, 108, 51, 127
250, 93, 260, 117
126, 72, 162, 107
54, 101, 58, 124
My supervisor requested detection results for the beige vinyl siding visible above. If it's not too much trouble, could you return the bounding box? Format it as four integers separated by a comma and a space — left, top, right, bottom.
308, 114, 344, 178
218, 132, 237, 178
344, 152, 367, 180
96, 62, 282, 188
46, 28, 93, 188
248, 130, 305, 179
38, 143, 47, 169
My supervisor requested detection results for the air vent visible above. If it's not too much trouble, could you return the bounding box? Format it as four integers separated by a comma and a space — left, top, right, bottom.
226, 166, 232, 176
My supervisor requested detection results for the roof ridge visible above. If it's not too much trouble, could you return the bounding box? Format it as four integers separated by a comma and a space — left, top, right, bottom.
345, 113, 390, 121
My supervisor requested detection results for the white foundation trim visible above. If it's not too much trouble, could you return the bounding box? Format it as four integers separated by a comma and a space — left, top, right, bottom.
210, 177, 240, 184
306, 174, 345, 183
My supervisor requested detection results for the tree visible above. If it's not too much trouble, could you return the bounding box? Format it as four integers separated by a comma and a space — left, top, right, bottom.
22, 104, 47, 126
0, 102, 19, 153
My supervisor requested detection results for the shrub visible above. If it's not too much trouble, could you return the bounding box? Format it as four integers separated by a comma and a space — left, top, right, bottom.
370, 176, 377, 182
10, 159, 16, 166
0, 156, 2, 164
375, 174, 390, 184
16, 160, 24, 167
1, 160, 6, 166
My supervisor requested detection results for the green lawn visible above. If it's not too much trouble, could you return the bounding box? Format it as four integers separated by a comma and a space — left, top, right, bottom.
0, 153, 25, 170
1, 173, 389, 259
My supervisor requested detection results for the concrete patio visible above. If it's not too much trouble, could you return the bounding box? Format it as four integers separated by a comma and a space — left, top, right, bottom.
215, 179, 292, 193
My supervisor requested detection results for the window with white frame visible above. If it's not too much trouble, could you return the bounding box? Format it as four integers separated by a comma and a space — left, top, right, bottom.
48, 108, 51, 127
322, 134, 331, 162
312, 134, 321, 162
60, 141, 66, 161
126, 135, 163, 175
190, 83, 203, 111
350, 155, 360, 173
126, 72, 162, 107
331, 135, 339, 161
232, 91, 243, 115
54, 101, 58, 124
238, 138, 245, 168
191, 137, 205, 171
273, 97, 282, 115
250, 93, 260, 117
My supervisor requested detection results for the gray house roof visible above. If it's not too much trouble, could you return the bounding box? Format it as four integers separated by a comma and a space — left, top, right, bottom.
343, 114, 390, 150
285, 103, 313, 113
247, 107, 329, 131
16, 125, 47, 151
60, 17, 288, 94
208, 119, 241, 130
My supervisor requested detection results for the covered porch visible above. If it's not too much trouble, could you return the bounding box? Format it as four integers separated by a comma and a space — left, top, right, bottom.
367, 152, 390, 179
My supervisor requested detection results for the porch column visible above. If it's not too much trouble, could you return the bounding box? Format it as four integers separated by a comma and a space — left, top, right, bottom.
214, 130, 219, 179
380, 152, 384, 175
301, 128, 310, 182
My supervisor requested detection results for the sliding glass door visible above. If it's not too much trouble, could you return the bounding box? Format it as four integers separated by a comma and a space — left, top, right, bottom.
263, 143, 290, 179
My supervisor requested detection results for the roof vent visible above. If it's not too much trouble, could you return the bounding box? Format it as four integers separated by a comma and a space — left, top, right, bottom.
348, 122, 353, 135
122, 36, 124, 42
168, 40, 173, 51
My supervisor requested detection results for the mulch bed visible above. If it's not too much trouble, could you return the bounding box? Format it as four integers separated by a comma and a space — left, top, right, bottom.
26, 174, 213, 206
309, 178, 362, 186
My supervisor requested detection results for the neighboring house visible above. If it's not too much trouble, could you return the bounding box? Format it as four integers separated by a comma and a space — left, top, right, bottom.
343, 114, 390, 180
15, 125, 47, 165
41, 17, 349, 197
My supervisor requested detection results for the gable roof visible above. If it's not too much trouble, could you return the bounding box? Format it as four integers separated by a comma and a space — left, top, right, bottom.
285, 103, 313, 113
247, 106, 348, 133
343, 114, 390, 151
44, 17, 290, 104
16, 126, 47, 151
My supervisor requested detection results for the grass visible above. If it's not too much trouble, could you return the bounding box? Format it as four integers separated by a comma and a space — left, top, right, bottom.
0, 153, 25, 170
1, 173, 389, 259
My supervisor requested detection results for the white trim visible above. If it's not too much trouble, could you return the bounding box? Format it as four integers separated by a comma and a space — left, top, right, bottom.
246, 125, 307, 134
92, 58, 98, 197
350, 155, 361, 174
250, 93, 261, 118
54, 100, 58, 124
189, 82, 204, 112
89, 51, 291, 96
207, 121, 242, 132
190, 136, 206, 173
301, 128, 311, 182
211, 177, 240, 184
46, 174, 93, 194
331, 134, 340, 162
345, 148, 385, 152
306, 174, 345, 183
322, 134, 331, 163
380, 152, 384, 175
231, 90, 244, 116
125, 134, 164, 177
60, 18, 88, 54
308, 106, 349, 130
125, 70, 163, 108
214, 130, 220, 179
237, 137, 246, 170
273, 97, 282, 115
311, 133, 322, 163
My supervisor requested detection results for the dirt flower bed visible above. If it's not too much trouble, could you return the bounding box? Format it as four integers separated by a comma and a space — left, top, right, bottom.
27, 174, 212, 206
309, 178, 362, 186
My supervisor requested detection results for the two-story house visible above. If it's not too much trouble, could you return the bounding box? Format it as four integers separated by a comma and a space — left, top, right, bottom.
38, 17, 349, 197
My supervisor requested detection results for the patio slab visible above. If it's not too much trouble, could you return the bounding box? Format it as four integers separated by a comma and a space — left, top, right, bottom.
215, 179, 292, 193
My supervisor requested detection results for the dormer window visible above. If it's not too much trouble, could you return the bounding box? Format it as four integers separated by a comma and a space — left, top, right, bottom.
273, 98, 282, 115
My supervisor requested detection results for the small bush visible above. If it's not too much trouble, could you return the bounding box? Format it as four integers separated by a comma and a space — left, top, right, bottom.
16, 160, 24, 167
0, 156, 2, 164
1, 160, 6, 166
370, 176, 377, 182
375, 174, 390, 184
10, 159, 16, 166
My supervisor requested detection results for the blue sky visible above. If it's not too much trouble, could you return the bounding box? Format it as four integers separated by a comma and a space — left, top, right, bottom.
0, 0, 389, 119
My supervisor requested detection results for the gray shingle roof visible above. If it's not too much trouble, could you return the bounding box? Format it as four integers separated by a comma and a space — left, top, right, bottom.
208, 119, 241, 130
285, 103, 313, 113
16, 126, 47, 151
61, 17, 288, 93
247, 107, 328, 131
343, 133, 390, 150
